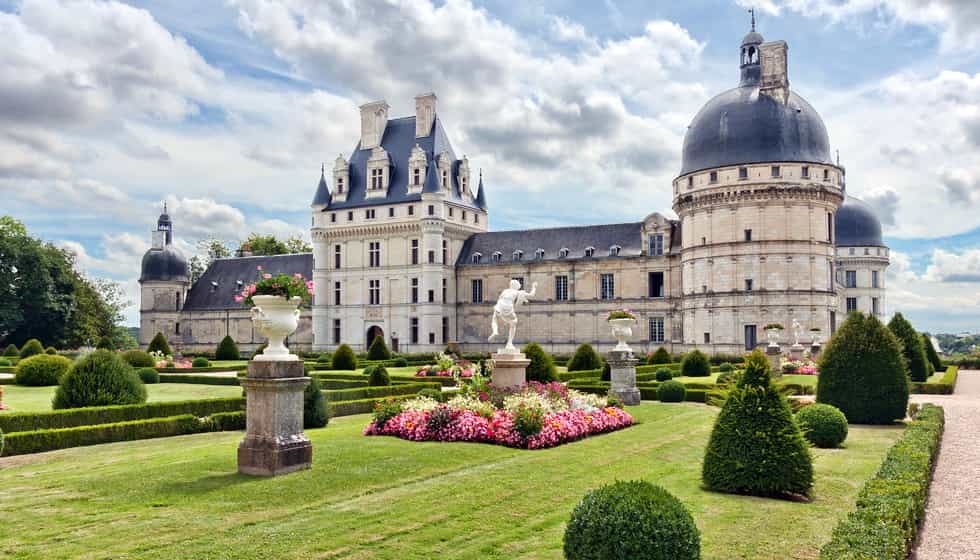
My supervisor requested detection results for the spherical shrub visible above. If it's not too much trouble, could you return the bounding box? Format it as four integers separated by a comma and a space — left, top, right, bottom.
888, 312, 929, 382
45, 346, 58, 355
331, 344, 357, 370
568, 343, 603, 372
563, 480, 700, 560
192, 357, 210, 368
121, 350, 155, 368
215, 335, 240, 361
655, 368, 674, 382
53, 350, 147, 409
137, 367, 160, 384
647, 347, 671, 365
18, 339, 44, 359
718, 362, 734, 372
147, 332, 172, 356
391, 357, 408, 367
658, 380, 687, 403
316, 352, 332, 364
367, 335, 392, 361
304, 376, 329, 429
680, 349, 711, 377
702, 350, 814, 498
795, 403, 848, 448
15, 354, 73, 386
522, 342, 558, 383
3, 344, 18, 357
366, 365, 391, 387
817, 313, 909, 424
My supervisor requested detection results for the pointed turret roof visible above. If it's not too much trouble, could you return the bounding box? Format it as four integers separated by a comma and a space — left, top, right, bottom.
422, 160, 442, 194
311, 164, 332, 207
475, 170, 488, 211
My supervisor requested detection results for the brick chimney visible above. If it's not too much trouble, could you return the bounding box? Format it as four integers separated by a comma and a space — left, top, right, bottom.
759, 41, 789, 104
359, 100, 389, 150
415, 92, 437, 138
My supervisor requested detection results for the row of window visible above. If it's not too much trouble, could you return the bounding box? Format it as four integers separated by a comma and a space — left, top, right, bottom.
695, 214, 833, 246
685, 165, 836, 189
329, 205, 480, 224
469, 234, 666, 264
328, 318, 449, 345
844, 247, 887, 256
470, 272, 666, 303
333, 239, 451, 269
846, 296, 881, 315
843, 270, 881, 289
332, 278, 448, 306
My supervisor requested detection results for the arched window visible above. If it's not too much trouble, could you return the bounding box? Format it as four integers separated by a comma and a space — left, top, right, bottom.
492, 251, 502, 263
513, 250, 523, 261
609, 245, 621, 257
558, 248, 569, 259
471, 253, 482, 264
535, 248, 545, 260
584, 246, 595, 258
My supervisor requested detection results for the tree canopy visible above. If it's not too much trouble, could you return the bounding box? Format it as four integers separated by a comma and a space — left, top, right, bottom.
239, 233, 311, 256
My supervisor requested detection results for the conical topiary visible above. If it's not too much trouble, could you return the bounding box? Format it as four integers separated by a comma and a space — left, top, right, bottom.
567, 343, 603, 372
818, 313, 909, 424
521, 342, 558, 383
3, 344, 18, 357
680, 349, 710, 377
147, 332, 172, 356
367, 335, 392, 361
331, 344, 357, 370
19, 339, 44, 359
303, 376, 329, 429
702, 349, 813, 498
888, 312, 929, 382
647, 347, 671, 365
215, 335, 240, 361
922, 334, 943, 372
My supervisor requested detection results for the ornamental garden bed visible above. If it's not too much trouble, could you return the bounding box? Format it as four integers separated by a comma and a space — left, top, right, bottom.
364, 381, 634, 450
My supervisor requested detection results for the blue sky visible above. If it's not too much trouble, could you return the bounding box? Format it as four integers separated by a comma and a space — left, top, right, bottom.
1, 0, 979, 332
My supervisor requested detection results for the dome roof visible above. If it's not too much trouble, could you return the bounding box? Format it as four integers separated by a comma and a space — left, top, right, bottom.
835, 196, 884, 247
140, 245, 188, 282
741, 30, 764, 46
680, 86, 834, 175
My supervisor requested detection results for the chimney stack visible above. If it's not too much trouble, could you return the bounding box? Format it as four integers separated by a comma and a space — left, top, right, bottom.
759, 41, 789, 104
359, 100, 389, 149
415, 92, 437, 138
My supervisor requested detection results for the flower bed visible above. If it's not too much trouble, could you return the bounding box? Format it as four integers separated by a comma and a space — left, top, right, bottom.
414, 352, 476, 378
781, 359, 819, 375
365, 380, 634, 449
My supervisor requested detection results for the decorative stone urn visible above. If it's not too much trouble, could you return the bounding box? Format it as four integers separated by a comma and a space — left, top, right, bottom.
609, 318, 637, 352
250, 295, 302, 361
766, 327, 782, 349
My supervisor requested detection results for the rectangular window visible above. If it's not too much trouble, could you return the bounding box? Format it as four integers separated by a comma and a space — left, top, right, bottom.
334, 244, 341, 269
334, 281, 341, 306
175, 322, 180, 335
388, 207, 395, 218
408, 206, 415, 216
413, 168, 420, 185
745, 278, 753, 291
744, 325, 757, 351
802, 165, 810, 178
744, 229, 752, 241
332, 319, 341, 344
411, 239, 419, 265
872, 297, 880, 315
369, 279, 380, 305
828, 212, 833, 242
442, 278, 447, 302
687, 176, 693, 188
872, 270, 880, 288
449, 207, 454, 218
462, 211, 467, 221
442, 240, 447, 264
846, 297, 858, 312
442, 317, 449, 344
428, 250, 435, 264
369, 242, 381, 268
365, 209, 375, 220
428, 205, 435, 216
649, 234, 664, 256
347, 211, 353, 221
475, 214, 479, 224
709, 171, 718, 183
600, 273, 615, 300
471, 279, 483, 303
411, 278, 419, 304
410, 318, 419, 344
824, 168, 830, 181
771, 165, 780, 177
648, 271, 664, 298
738, 166, 748, 179
704, 332, 711, 344
555, 275, 569, 301
428, 289, 434, 303
429, 332, 436, 344
845, 270, 857, 288
649, 317, 665, 343
330, 213, 336, 223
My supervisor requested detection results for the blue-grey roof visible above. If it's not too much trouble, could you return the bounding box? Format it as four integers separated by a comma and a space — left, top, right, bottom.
140, 245, 188, 283
311, 168, 331, 207
474, 174, 488, 211
322, 115, 481, 211
680, 85, 834, 176
457, 222, 656, 265
835, 196, 884, 248
741, 30, 764, 46
182, 253, 313, 311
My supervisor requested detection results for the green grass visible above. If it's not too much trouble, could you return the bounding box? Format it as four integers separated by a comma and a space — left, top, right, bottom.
777, 374, 819, 387
209, 360, 249, 368
0, 403, 902, 559
0, 384, 243, 414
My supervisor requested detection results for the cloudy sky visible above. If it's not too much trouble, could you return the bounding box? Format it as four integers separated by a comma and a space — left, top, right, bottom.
1, 0, 979, 333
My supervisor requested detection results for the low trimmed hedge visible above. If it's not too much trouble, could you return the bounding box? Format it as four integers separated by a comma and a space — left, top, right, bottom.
0, 397, 245, 433
819, 404, 945, 560
206, 411, 246, 431
158, 374, 242, 386
312, 371, 457, 387
328, 395, 413, 417
324, 382, 441, 402
910, 366, 958, 395
2, 414, 201, 456
156, 365, 247, 373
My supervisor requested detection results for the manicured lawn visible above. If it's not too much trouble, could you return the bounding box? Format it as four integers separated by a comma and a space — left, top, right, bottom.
674, 372, 721, 384
0, 383, 243, 413
778, 374, 819, 387
0, 403, 902, 559
210, 360, 248, 368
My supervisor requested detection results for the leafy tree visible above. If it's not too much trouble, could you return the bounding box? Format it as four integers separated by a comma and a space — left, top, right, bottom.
817, 312, 909, 424
239, 233, 311, 257
367, 335, 392, 361
567, 343, 603, 372
888, 312, 929, 382
109, 326, 139, 351
215, 335, 240, 360
521, 342, 558, 383
188, 237, 232, 284
702, 350, 814, 497
922, 334, 943, 372
147, 332, 172, 356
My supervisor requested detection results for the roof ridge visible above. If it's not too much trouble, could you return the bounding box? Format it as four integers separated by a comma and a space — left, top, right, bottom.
213, 253, 313, 261
471, 221, 645, 236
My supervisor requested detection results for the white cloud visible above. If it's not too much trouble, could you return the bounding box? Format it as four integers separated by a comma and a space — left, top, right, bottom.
164, 196, 247, 240
924, 248, 980, 282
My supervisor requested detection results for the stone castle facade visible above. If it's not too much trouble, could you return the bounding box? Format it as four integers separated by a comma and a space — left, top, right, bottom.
139, 26, 889, 356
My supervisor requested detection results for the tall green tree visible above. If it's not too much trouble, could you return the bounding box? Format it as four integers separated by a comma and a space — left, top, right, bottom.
239, 233, 311, 256
188, 238, 232, 283
921, 334, 943, 372
888, 312, 929, 382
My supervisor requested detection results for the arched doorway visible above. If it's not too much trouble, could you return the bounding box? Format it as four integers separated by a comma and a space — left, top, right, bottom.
366, 325, 384, 348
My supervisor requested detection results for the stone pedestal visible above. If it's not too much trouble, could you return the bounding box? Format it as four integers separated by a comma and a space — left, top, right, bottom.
491, 352, 529, 388
238, 361, 312, 477
766, 345, 782, 377
810, 343, 822, 358
607, 350, 640, 405
789, 344, 805, 362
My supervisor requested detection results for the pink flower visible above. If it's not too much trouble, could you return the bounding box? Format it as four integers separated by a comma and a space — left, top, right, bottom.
256, 265, 263, 271
263, 273, 272, 279
294, 273, 303, 278
234, 295, 244, 303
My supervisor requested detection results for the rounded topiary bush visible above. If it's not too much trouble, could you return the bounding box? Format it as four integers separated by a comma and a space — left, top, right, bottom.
718, 362, 733, 372
137, 367, 160, 384
215, 335, 240, 361
45, 346, 58, 355
563, 480, 700, 560
817, 313, 909, 424
680, 349, 710, 377
147, 332, 172, 356
3, 344, 18, 357
316, 352, 332, 364
304, 376, 329, 429
647, 347, 671, 365
367, 335, 392, 361
658, 380, 686, 403
522, 342, 558, 383
121, 350, 155, 368
888, 312, 929, 382
15, 354, 73, 386
568, 343, 603, 372
366, 365, 391, 387
702, 349, 813, 498
331, 344, 357, 370
191, 357, 210, 368
655, 368, 674, 382
391, 357, 408, 367
19, 339, 44, 359
795, 403, 848, 448
53, 350, 146, 409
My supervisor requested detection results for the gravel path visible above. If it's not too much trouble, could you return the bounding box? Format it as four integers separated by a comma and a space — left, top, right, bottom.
911, 370, 980, 560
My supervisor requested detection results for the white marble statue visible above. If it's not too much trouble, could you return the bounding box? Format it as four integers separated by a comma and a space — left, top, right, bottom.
792, 318, 803, 347
488, 280, 538, 354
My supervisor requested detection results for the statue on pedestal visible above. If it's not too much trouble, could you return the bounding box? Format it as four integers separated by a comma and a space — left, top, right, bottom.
489, 280, 537, 354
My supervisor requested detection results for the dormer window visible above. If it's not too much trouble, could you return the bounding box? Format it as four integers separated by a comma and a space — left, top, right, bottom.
609, 245, 621, 257
458, 156, 471, 197
471, 253, 482, 264
413, 168, 421, 185
365, 146, 390, 197
437, 151, 452, 193
441, 169, 448, 189
336, 177, 345, 193
513, 250, 523, 261
370, 168, 383, 189
408, 144, 427, 192
585, 246, 595, 257
332, 153, 350, 201
492, 251, 502, 263
535, 248, 545, 260
558, 248, 569, 259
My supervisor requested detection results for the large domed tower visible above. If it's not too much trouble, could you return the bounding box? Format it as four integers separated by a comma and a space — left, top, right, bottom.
835, 195, 889, 318
138, 204, 190, 348
672, 24, 845, 352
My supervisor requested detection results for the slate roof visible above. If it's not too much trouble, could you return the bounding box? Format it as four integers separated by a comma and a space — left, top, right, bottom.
182, 253, 313, 311
140, 246, 188, 283
835, 196, 884, 248
311, 167, 331, 207
322, 115, 481, 211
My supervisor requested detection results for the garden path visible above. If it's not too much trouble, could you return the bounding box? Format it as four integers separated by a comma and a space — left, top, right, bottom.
911, 370, 980, 560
